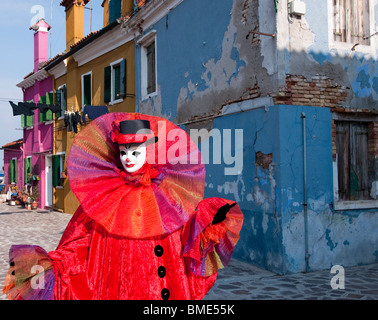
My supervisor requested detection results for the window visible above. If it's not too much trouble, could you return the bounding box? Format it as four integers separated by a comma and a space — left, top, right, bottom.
139, 31, 157, 99
104, 59, 126, 104
21, 101, 34, 128
81, 72, 92, 107
40, 93, 53, 122
55, 85, 67, 118
333, 0, 370, 45
9, 158, 17, 184
335, 120, 377, 203
24, 156, 31, 184
52, 153, 65, 187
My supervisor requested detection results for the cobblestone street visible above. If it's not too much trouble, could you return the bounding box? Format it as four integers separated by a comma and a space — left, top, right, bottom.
1, 202, 377, 300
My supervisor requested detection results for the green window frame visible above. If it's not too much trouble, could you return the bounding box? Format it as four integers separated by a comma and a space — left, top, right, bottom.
52, 154, 65, 187
39, 94, 53, 122
24, 157, 31, 184
82, 73, 92, 106
9, 158, 17, 184
104, 59, 126, 103
20, 101, 34, 128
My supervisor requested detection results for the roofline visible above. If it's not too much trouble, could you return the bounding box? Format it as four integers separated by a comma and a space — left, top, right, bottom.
45, 19, 120, 71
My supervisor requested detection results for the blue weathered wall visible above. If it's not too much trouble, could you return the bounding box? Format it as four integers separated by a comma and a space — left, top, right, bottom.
191, 105, 378, 274
133, 0, 378, 274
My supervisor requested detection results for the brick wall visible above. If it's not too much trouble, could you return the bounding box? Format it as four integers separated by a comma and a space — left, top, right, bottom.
272, 74, 348, 107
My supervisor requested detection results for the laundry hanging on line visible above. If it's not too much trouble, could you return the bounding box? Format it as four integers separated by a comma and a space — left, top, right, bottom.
9, 101, 61, 116
81, 105, 109, 124
64, 110, 82, 134
9, 101, 34, 116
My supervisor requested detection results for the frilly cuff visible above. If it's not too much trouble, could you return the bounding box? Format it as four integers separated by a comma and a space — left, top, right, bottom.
182, 198, 243, 277
2, 245, 55, 300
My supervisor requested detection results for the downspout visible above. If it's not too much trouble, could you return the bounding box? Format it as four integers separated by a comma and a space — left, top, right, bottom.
301, 112, 310, 273
46, 70, 56, 211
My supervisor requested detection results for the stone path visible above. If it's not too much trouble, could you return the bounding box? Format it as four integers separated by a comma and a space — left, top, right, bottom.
1, 202, 377, 300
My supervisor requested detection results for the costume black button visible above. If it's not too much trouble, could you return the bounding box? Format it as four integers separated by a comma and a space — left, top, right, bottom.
154, 245, 163, 257
11, 270, 15, 276
10, 261, 14, 267
158, 266, 166, 278
161, 288, 170, 300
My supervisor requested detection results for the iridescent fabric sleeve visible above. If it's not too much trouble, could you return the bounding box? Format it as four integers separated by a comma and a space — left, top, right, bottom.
182, 198, 243, 277
2, 245, 55, 300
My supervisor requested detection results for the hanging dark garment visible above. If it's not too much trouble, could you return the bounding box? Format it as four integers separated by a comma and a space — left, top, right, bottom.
9, 101, 35, 116
81, 106, 109, 124
49, 104, 62, 113
72, 111, 82, 134
37, 103, 50, 113
37, 103, 60, 113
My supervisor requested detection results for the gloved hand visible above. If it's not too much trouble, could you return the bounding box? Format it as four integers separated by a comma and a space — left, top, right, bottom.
212, 202, 236, 225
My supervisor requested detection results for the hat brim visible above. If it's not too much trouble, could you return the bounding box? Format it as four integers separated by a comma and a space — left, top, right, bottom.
114, 133, 158, 146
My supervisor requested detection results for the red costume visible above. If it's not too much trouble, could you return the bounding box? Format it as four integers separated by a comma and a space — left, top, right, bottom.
3, 113, 243, 300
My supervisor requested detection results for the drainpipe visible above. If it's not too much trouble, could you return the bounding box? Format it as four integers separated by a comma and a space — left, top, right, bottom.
301, 112, 310, 273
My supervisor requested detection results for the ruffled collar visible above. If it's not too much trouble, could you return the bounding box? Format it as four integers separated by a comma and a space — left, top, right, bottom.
114, 164, 164, 187
67, 112, 206, 239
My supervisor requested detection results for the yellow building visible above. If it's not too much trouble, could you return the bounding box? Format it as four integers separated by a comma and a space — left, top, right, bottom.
46, 0, 137, 214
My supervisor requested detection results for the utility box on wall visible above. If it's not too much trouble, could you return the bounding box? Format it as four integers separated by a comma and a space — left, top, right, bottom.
288, 0, 306, 16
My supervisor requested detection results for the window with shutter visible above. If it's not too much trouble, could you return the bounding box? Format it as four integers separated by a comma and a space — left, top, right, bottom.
44, 92, 53, 121
40, 95, 46, 122
52, 155, 60, 187
113, 64, 121, 100
52, 154, 65, 187
106, 59, 127, 104
333, 0, 370, 45
55, 90, 61, 118
146, 42, 156, 94
335, 121, 371, 200
104, 66, 111, 103
82, 73, 92, 106
9, 159, 17, 184
24, 157, 31, 184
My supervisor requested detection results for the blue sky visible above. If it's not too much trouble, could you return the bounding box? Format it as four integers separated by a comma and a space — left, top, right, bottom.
0, 0, 104, 170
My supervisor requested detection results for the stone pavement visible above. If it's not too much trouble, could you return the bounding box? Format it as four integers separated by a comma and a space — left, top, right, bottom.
0, 202, 377, 300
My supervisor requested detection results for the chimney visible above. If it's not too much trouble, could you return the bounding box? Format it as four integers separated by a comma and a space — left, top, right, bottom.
60, 0, 89, 50
30, 19, 51, 73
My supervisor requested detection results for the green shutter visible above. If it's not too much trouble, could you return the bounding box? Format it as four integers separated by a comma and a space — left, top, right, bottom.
104, 66, 111, 103
24, 157, 31, 184
40, 95, 46, 122
52, 155, 60, 187
45, 92, 53, 121
9, 160, 14, 184
26, 114, 33, 127
55, 90, 62, 118
120, 59, 126, 99
109, 0, 122, 24
21, 114, 25, 128
114, 65, 121, 100
63, 85, 67, 112
83, 74, 91, 106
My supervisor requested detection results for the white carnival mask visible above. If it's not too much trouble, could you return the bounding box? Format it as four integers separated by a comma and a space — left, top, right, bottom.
119, 143, 147, 173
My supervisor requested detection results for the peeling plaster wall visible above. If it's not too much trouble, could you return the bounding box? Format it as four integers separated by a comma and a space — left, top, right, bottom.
133, 0, 378, 274
195, 105, 378, 274
135, 0, 278, 123
278, 0, 378, 109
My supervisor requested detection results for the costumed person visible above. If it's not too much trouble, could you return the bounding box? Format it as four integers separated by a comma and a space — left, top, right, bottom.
2, 112, 243, 300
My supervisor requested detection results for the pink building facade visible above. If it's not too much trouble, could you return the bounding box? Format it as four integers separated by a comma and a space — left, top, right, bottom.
13, 19, 54, 208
